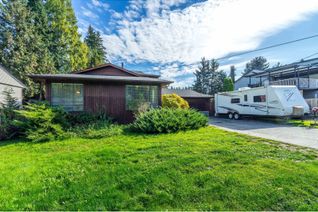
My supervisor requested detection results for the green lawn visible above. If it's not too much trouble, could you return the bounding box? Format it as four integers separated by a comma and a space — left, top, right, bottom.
288, 119, 318, 128
1, 127, 318, 210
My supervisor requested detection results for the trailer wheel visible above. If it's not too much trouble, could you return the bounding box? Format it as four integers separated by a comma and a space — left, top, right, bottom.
233, 113, 240, 120
228, 113, 234, 119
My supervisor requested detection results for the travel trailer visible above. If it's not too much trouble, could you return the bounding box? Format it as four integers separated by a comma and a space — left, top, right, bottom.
215, 85, 309, 119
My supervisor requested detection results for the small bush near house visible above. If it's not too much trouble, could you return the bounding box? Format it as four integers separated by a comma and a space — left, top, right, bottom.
0, 89, 20, 140
66, 121, 123, 139
162, 94, 190, 109
131, 108, 208, 133
65, 111, 110, 126
13, 102, 67, 142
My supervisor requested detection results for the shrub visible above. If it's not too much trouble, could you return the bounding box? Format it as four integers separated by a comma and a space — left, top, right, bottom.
0, 88, 20, 140
14, 102, 67, 142
66, 121, 123, 139
65, 111, 110, 126
162, 94, 189, 109
131, 108, 208, 134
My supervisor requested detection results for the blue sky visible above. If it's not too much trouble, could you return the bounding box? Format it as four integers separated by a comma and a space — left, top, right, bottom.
72, 0, 318, 87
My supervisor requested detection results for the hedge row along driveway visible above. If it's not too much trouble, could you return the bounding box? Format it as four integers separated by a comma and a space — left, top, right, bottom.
0, 127, 318, 210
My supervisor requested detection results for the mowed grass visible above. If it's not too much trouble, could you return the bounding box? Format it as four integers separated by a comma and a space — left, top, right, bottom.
1, 127, 318, 210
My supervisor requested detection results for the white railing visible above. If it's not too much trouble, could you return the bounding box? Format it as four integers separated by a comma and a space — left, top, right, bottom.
270, 78, 318, 89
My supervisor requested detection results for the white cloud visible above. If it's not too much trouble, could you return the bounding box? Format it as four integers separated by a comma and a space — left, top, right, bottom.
103, 0, 318, 65
100, 0, 318, 87
156, 63, 197, 87
81, 6, 98, 19
91, 0, 109, 10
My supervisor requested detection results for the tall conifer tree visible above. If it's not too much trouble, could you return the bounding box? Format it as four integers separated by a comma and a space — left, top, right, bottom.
45, 0, 88, 72
193, 57, 211, 94
85, 25, 108, 68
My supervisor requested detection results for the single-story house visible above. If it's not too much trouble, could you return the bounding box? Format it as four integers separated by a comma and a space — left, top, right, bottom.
0, 65, 25, 105
162, 88, 214, 115
29, 63, 172, 123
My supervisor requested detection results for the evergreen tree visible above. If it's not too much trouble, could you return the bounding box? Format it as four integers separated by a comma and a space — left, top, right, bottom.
209, 59, 225, 95
230, 65, 236, 82
85, 25, 108, 68
193, 57, 211, 94
222, 78, 234, 92
27, 0, 56, 75
45, 0, 88, 72
272, 62, 282, 68
193, 58, 226, 95
0, 88, 20, 140
0, 0, 52, 97
243, 56, 269, 75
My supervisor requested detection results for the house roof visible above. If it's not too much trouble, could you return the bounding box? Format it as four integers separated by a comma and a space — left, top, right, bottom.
29, 74, 173, 85
73, 63, 160, 78
0, 65, 25, 88
243, 57, 318, 78
162, 88, 213, 98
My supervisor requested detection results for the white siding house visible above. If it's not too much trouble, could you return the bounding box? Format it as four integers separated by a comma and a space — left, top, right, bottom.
0, 65, 25, 105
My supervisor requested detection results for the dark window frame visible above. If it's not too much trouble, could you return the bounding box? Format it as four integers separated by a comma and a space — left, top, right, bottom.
51, 83, 84, 111
125, 85, 159, 111
231, 98, 240, 104
253, 95, 266, 102
244, 95, 248, 102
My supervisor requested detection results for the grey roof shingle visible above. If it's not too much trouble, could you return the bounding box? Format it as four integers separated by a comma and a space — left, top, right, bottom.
29, 74, 173, 85
162, 88, 213, 98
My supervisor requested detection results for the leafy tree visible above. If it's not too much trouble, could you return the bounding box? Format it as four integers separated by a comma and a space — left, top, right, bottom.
0, 0, 52, 98
222, 77, 234, 92
243, 56, 269, 75
85, 25, 108, 68
0, 0, 89, 98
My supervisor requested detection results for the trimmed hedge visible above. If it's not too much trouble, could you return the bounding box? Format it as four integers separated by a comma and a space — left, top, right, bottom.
131, 108, 208, 133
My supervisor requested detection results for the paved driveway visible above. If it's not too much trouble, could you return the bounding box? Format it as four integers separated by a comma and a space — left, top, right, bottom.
209, 117, 318, 149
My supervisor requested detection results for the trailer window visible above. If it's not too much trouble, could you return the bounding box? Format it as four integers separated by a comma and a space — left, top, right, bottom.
231, 98, 240, 103
253, 95, 266, 102
244, 95, 248, 102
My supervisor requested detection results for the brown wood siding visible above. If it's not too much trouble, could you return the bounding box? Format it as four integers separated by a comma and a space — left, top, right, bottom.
80, 66, 135, 76
184, 97, 214, 115
44, 80, 162, 123
84, 83, 134, 123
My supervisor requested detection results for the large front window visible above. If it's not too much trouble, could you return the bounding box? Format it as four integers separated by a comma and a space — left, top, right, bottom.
126, 85, 158, 111
51, 83, 83, 111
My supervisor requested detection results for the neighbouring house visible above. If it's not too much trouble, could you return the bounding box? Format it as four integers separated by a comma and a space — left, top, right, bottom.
29, 63, 172, 123
162, 88, 214, 115
0, 65, 25, 105
234, 58, 318, 108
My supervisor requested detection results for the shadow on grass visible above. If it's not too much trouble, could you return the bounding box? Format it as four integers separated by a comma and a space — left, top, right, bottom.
0, 138, 29, 147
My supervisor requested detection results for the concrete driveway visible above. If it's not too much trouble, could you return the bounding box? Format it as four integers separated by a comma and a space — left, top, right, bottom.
209, 117, 318, 149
